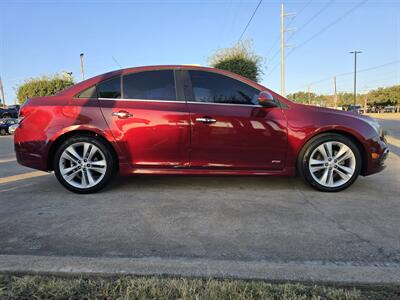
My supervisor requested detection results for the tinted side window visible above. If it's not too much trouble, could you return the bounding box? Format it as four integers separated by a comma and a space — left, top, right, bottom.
189, 71, 260, 105
77, 85, 98, 98
123, 70, 176, 101
97, 77, 121, 98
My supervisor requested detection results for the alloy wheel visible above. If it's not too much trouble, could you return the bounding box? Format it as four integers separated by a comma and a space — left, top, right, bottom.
59, 142, 107, 189
308, 141, 356, 188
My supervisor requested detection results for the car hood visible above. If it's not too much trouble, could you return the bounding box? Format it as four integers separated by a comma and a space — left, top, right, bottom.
292, 102, 374, 122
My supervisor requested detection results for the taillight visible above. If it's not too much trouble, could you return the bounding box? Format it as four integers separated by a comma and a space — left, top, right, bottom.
18, 98, 32, 124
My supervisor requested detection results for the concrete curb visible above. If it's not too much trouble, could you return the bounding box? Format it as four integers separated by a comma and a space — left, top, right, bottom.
1, 255, 400, 284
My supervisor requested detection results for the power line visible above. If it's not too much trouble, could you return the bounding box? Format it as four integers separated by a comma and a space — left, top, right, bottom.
265, 60, 280, 78
237, 0, 263, 43
266, 0, 312, 56
286, 0, 334, 43
267, 0, 369, 80
336, 60, 400, 77
269, 0, 367, 80
294, 60, 400, 91
112, 56, 122, 68
286, 0, 368, 58
287, 0, 313, 27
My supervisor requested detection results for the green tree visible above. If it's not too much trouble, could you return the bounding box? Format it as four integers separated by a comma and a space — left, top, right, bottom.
209, 41, 263, 82
367, 85, 400, 106
287, 91, 316, 104
287, 85, 400, 108
17, 73, 74, 104
337, 92, 355, 107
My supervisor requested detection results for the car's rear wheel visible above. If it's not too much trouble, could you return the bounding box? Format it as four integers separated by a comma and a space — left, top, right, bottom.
0, 129, 6, 135
54, 135, 115, 193
298, 133, 362, 192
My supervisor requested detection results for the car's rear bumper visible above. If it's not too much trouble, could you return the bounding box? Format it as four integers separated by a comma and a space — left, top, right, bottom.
14, 128, 49, 171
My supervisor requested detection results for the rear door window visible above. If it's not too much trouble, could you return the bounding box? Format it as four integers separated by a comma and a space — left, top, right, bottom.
97, 77, 121, 99
123, 70, 176, 101
77, 85, 98, 98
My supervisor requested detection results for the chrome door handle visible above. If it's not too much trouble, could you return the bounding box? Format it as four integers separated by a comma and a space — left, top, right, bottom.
195, 117, 216, 124
112, 111, 133, 119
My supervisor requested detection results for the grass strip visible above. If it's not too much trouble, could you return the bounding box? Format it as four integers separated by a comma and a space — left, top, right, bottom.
0, 274, 399, 299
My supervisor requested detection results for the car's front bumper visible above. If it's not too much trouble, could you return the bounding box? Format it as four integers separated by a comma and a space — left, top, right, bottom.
363, 136, 389, 176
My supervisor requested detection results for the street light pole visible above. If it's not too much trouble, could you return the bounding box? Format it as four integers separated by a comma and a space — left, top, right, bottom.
349, 50, 362, 105
80, 53, 85, 81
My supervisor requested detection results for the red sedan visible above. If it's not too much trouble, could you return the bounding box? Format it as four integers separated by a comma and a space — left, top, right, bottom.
14, 65, 388, 193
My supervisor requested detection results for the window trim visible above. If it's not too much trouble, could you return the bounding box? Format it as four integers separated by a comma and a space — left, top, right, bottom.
74, 68, 278, 109
186, 101, 262, 108
97, 98, 184, 104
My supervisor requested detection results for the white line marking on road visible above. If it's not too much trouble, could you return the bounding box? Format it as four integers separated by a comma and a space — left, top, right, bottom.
0, 157, 16, 163
0, 171, 49, 185
0, 182, 33, 192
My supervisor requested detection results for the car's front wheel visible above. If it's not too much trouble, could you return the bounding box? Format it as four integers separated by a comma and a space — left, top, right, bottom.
54, 135, 116, 193
298, 133, 362, 192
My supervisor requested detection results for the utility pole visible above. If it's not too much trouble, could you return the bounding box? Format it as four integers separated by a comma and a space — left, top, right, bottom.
80, 53, 85, 81
349, 50, 362, 105
364, 94, 368, 112
307, 84, 311, 104
281, 3, 285, 96
333, 76, 338, 109
281, 3, 295, 97
0, 76, 4, 107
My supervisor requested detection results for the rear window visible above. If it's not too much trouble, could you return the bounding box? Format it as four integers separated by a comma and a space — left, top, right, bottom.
97, 77, 121, 99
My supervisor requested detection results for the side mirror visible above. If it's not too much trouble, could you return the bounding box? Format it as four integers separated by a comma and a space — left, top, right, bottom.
258, 91, 278, 108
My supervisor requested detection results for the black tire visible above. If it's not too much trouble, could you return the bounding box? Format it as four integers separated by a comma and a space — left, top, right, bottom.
53, 134, 116, 194
0, 129, 6, 135
297, 133, 362, 192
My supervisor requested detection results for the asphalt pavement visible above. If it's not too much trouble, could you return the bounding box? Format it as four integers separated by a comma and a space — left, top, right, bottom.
0, 118, 399, 284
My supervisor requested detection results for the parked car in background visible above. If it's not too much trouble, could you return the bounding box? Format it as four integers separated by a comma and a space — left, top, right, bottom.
347, 105, 364, 114
0, 118, 18, 135
14, 65, 388, 193
8, 123, 19, 135
0, 105, 19, 118
384, 106, 396, 113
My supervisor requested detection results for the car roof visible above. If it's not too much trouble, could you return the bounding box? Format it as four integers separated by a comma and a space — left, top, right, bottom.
57, 65, 271, 97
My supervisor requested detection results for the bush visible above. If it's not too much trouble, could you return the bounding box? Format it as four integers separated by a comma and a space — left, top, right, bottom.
17, 73, 75, 104
209, 41, 263, 82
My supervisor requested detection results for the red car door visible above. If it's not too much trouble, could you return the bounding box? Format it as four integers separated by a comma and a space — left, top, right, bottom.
99, 70, 190, 170
185, 70, 287, 170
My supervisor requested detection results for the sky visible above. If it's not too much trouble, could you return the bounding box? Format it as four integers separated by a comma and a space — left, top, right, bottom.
0, 0, 399, 104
